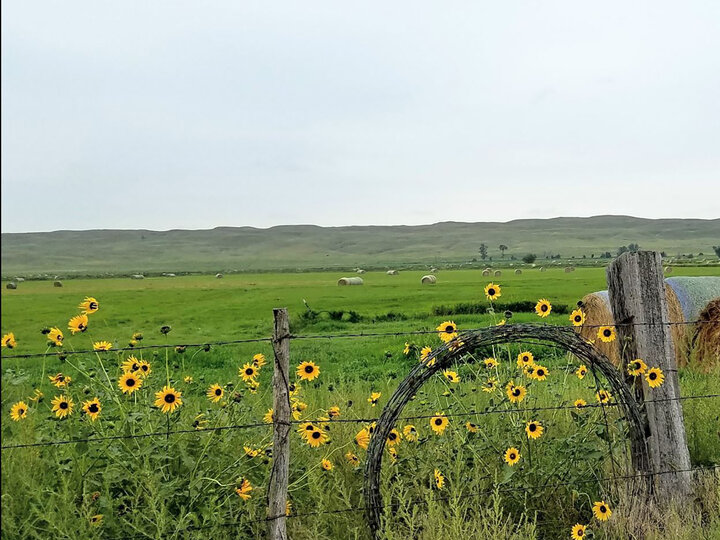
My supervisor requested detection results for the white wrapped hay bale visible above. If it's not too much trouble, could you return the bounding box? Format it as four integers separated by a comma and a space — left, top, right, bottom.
338, 277, 364, 286
421, 275, 437, 284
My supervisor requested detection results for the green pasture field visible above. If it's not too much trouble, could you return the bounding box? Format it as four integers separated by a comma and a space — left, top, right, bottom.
2, 267, 719, 539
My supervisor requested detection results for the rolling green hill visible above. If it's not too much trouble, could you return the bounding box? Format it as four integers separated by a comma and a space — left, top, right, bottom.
2, 215, 718, 276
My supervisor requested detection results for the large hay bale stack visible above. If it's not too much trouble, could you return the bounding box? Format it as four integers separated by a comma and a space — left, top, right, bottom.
494, 270, 502, 277
514, 269, 522, 275
6, 282, 17, 289
421, 275, 437, 285
691, 298, 720, 370
338, 277, 364, 286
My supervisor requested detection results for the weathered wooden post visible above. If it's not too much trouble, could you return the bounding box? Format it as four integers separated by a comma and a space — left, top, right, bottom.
268, 308, 291, 539
607, 251, 692, 501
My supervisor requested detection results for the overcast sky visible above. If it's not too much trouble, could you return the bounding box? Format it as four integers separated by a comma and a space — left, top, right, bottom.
2, 1, 719, 233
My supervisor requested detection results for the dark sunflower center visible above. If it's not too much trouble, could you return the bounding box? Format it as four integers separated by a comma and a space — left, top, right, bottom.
541, 304, 548, 311
141, 365, 148, 371
488, 288, 495, 295
529, 424, 536, 432
164, 393, 176, 403
600, 506, 607, 513
311, 431, 321, 439
578, 529, 584, 536
19, 408, 25, 414
245, 368, 254, 375
513, 389, 521, 396
215, 389, 222, 395
132, 364, 139, 370
305, 425, 314, 431
388, 432, 397, 440
304, 365, 314, 373
604, 329, 611, 337
60, 402, 68, 409
435, 418, 442, 425
523, 356, 529, 362
90, 302, 97, 309
537, 369, 545, 376
445, 325, 454, 333
469, 423, 476, 429
126, 378, 135, 387
575, 315, 582, 322
89, 404, 99, 413
79, 324, 86, 330
58, 376, 65, 382
510, 453, 516, 459
649, 372, 657, 380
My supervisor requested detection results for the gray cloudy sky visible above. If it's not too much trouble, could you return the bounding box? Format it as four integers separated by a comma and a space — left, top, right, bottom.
2, 1, 719, 233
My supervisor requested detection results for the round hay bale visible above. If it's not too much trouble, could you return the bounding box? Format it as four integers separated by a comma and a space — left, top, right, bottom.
482, 268, 491, 276
131, 274, 144, 280
430, 267, 438, 273
15, 277, 25, 282
215, 273, 223, 279
564, 267, 572, 273
420, 275, 437, 285
6, 282, 17, 289
539, 267, 546, 272
570, 266, 576, 272
514, 269, 522, 275
338, 277, 364, 286
663, 266, 672, 273
386, 270, 398, 275
691, 298, 720, 370
163, 273, 176, 277
494, 270, 502, 277
665, 277, 720, 322
357, 269, 366, 274
53, 280, 63, 287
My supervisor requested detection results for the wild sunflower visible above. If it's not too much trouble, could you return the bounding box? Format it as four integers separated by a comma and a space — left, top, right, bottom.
355, 427, 370, 449
574, 399, 587, 409
386, 429, 402, 446
49, 373, 71, 388
297, 422, 316, 440
47, 327, 64, 347
576, 365, 588, 379
77, 297, 99, 314
507, 383, 527, 404
496, 319, 506, 326
525, 420, 543, 439
207, 384, 224, 403
184, 375, 194, 383
596, 389, 612, 404
627, 359, 647, 377
592, 501, 612, 521
239, 363, 258, 382
193, 414, 209, 430
403, 342, 411, 355
430, 413, 448, 435
128, 339, 138, 348
137, 360, 151, 378
29, 388, 43, 402
51, 395, 74, 418
68, 314, 89, 334
484, 357, 498, 369
93, 341, 113, 351
121, 356, 141, 373
154, 386, 183, 413
420, 346, 435, 366
387, 446, 398, 462
403, 425, 418, 441
569, 309, 586, 326
645, 367, 665, 388
90, 514, 103, 527
530, 365, 549, 381
465, 421, 479, 433
327, 405, 341, 418
247, 380, 260, 394
82, 398, 101, 421
368, 392, 381, 406
252, 353, 266, 368
321, 458, 333, 471
244, 445, 260, 458
597, 326, 616, 343
10, 401, 28, 421
118, 372, 143, 394
571, 524, 587, 539
504, 447, 521, 466
306, 427, 328, 447
345, 452, 360, 467
132, 332, 143, 341
434, 469, 445, 489
484, 283, 502, 301
236, 477, 253, 500
535, 299, 552, 318
517, 351, 534, 367
296, 361, 320, 381
1, 332, 17, 349
263, 409, 274, 424
443, 370, 460, 383
436, 321, 458, 342
482, 377, 499, 393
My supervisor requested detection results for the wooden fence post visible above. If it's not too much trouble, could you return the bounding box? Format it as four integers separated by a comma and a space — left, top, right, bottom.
269, 308, 291, 539
607, 251, 692, 501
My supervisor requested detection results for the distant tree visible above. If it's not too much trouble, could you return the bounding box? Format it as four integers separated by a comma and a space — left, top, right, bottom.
522, 253, 537, 264
498, 244, 508, 258
510, 255, 517, 261
601, 251, 612, 258
713, 246, 720, 258
660, 251, 667, 258
617, 246, 629, 256
628, 243, 640, 252
471, 257, 477, 262
478, 243, 488, 260
591, 254, 595, 258
582, 254, 587, 259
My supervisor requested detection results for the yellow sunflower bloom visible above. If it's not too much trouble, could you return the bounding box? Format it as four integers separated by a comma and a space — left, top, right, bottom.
306, 427, 328, 447
184, 376, 194, 383
596, 389, 612, 404
244, 446, 260, 458
403, 424, 418, 441
525, 420, 543, 439
327, 405, 341, 419
504, 447, 521, 466
368, 392, 381, 407
47, 327, 64, 347
571, 523, 587, 539
627, 359, 647, 377
403, 342, 411, 355
252, 353, 266, 368
443, 370, 460, 383
263, 409, 274, 424
419, 346, 434, 366
321, 458, 333, 471
530, 365, 549, 381
68, 313, 89, 334
207, 384, 224, 403
535, 298, 552, 318
597, 326, 616, 343
78, 297, 99, 314
137, 360, 151, 378
436, 321, 458, 342
506, 383, 527, 404
93, 341, 113, 351
430, 413, 449, 435
239, 363, 258, 382
345, 452, 360, 467
517, 351, 534, 367
236, 477, 253, 500
496, 319, 506, 326
645, 367, 665, 388
118, 372, 142, 394
49, 373, 71, 388
132, 332, 143, 341
386, 429, 402, 446
482, 377, 499, 393
121, 356, 141, 373
569, 309, 586, 326
592, 501, 612, 521
90, 514, 103, 527
465, 421, 479, 433
296, 361, 320, 381
10, 401, 28, 421
576, 365, 588, 379
574, 399, 587, 409
51, 395, 74, 418
484, 282, 501, 301
154, 386, 182, 413
483, 357, 498, 369
355, 427, 370, 449
82, 398, 101, 421
29, 388, 43, 402
1, 332, 17, 349
434, 469, 445, 489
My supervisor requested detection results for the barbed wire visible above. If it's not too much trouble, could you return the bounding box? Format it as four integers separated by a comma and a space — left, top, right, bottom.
3, 393, 717, 450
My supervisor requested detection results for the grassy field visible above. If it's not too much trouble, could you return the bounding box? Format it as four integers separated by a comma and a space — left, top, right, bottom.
2, 267, 719, 539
